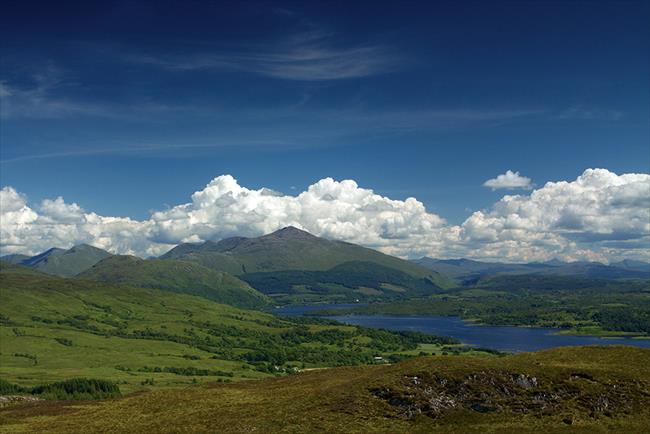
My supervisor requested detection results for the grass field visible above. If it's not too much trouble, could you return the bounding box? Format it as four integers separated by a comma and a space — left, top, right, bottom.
1, 346, 648, 433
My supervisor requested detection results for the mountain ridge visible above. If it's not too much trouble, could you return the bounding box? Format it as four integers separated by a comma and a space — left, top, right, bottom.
78, 255, 270, 309
162, 226, 447, 278
414, 256, 650, 284
2, 244, 112, 277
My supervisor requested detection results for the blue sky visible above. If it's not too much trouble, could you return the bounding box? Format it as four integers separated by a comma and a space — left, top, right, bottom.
0, 1, 649, 262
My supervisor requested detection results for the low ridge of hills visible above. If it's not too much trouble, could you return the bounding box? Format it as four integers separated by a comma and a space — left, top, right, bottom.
0, 254, 31, 264
78, 255, 269, 309
415, 256, 650, 285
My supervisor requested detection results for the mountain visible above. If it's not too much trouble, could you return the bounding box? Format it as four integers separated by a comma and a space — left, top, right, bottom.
4, 345, 650, 433
77, 255, 270, 309
162, 227, 441, 277
414, 257, 650, 285
20, 247, 66, 267
0, 254, 31, 264
161, 226, 431, 277
611, 259, 650, 272
413, 257, 538, 284
161, 227, 453, 303
12, 244, 113, 277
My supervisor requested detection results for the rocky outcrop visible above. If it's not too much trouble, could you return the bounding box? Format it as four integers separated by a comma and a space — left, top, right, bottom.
0, 395, 42, 407
371, 369, 648, 421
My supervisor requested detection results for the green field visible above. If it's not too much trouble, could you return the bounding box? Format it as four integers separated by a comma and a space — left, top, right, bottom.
1, 346, 649, 433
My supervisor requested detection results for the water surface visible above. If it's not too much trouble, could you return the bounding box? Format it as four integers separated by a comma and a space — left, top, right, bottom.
273, 304, 650, 352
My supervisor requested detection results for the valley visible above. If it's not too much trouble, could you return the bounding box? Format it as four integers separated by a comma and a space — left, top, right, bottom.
1, 228, 649, 432
3, 3, 649, 432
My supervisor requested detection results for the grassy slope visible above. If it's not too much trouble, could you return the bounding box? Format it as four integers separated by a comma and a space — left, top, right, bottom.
0, 271, 272, 392
243, 261, 447, 304
1, 346, 649, 433
77, 255, 270, 309
0, 269, 458, 395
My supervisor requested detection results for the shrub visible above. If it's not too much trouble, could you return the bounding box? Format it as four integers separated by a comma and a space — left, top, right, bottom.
30, 378, 121, 400
0, 379, 27, 394
55, 337, 73, 346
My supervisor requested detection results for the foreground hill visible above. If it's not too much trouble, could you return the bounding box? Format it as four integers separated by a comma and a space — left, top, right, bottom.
161, 227, 452, 303
77, 255, 270, 309
415, 257, 650, 284
1, 346, 649, 433
2, 244, 112, 277
0, 267, 457, 394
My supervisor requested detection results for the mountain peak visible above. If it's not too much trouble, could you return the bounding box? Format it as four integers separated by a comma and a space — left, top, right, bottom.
67, 244, 109, 253
21, 247, 65, 267
270, 226, 315, 239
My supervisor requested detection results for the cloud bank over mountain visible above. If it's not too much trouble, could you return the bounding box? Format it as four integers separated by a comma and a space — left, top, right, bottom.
1, 169, 649, 263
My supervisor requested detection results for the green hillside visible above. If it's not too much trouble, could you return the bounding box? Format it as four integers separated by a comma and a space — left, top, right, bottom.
243, 261, 446, 304
78, 255, 270, 309
22, 244, 112, 277
161, 227, 453, 293
0, 268, 458, 396
2, 346, 649, 433
0, 262, 49, 277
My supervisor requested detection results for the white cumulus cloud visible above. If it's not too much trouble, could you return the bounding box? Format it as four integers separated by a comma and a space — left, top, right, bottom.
1, 169, 649, 263
483, 170, 533, 190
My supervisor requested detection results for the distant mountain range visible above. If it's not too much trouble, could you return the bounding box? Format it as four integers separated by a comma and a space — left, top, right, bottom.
3, 228, 647, 306
413, 257, 650, 284
2, 244, 112, 277
0, 227, 451, 305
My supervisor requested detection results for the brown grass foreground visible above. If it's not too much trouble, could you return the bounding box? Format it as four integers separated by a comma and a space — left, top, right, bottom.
1, 346, 649, 433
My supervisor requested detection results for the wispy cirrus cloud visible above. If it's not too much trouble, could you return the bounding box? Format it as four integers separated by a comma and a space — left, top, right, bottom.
0, 72, 112, 120
0, 75, 198, 121
126, 31, 401, 81
554, 106, 624, 121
